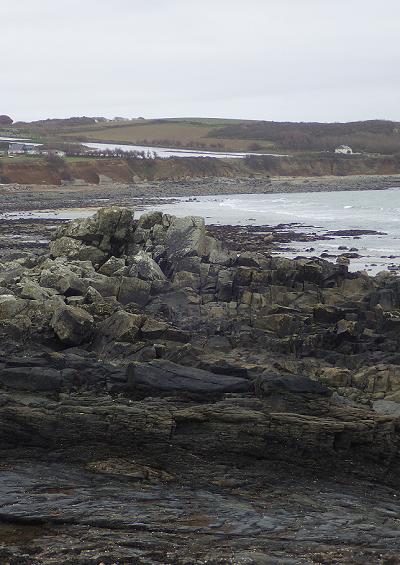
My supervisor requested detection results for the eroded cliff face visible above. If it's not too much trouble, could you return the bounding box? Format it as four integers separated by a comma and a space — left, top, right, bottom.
1, 207, 400, 564
1, 153, 400, 184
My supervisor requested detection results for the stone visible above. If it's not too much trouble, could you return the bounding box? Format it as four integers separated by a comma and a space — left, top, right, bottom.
255, 313, 298, 337
137, 210, 163, 229
117, 276, 151, 306
140, 318, 169, 339
336, 319, 358, 337
373, 400, 400, 416
49, 236, 83, 259
164, 215, 208, 261
255, 373, 331, 397
98, 256, 126, 276
97, 310, 144, 342
19, 279, 54, 301
128, 250, 166, 281
51, 305, 94, 345
172, 270, 200, 290
352, 365, 400, 395
0, 295, 27, 319
318, 367, 352, 387
126, 359, 252, 395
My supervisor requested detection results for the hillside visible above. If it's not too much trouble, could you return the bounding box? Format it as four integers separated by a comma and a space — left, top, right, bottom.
6, 117, 400, 155
210, 119, 400, 154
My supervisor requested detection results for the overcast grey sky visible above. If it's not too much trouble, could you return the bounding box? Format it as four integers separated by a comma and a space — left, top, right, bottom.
1, 0, 399, 122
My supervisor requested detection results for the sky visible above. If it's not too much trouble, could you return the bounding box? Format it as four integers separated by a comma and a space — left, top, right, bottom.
1, 0, 399, 123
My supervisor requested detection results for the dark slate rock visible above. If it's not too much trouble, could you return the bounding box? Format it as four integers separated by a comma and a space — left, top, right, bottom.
0, 366, 62, 391
255, 373, 331, 397
126, 359, 252, 395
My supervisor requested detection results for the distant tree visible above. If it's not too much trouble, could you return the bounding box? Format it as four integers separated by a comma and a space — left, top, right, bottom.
0, 115, 13, 126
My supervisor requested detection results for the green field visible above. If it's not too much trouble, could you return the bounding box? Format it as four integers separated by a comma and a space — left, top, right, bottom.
5, 117, 400, 155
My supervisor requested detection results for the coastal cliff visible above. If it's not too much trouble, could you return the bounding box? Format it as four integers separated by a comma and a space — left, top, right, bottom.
1, 153, 400, 185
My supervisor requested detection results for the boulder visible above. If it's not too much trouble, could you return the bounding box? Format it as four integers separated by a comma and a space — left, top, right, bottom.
98, 256, 126, 276
137, 211, 163, 229
39, 264, 87, 295
140, 318, 169, 339
164, 216, 208, 261
97, 310, 144, 342
117, 276, 151, 306
53, 207, 134, 257
0, 295, 27, 319
49, 236, 83, 259
19, 279, 54, 301
317, 367, 352, 387
172, 270, 201, 290
51, 305, 94, 345
352, 364, 400, 395
128, 251, 166, 281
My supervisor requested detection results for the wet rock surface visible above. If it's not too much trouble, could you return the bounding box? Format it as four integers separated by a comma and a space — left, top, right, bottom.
1, 206, 400, 563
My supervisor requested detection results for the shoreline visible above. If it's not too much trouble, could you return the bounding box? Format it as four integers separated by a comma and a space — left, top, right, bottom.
0, 174, 399, 213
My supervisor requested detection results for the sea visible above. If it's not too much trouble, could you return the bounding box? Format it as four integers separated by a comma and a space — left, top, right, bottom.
2, 187, 399, 275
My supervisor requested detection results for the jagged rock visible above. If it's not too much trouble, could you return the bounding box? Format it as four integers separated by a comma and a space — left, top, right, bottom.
137, 210, 163, 229
336, 319, 359, 337
128, 250, 166, 281
97, 310, 144, 342
39, 263, 87, 295
352, 364, 400, 395
0, 295, 27, 319
172, 270, 201, 290
0, 366, 63, 391
313, 304, 345, 323
164, 216, 208, 261
317, 367, 352, 387
49, 236, 83, 259
255, 313, 299, 336
54, 207, 134, 258
236, 251, 262, 268
140, 318, 169, 339
51, 305, 94, 345
98, 255, 126, 276
84, 285, 104, 304
19, 279, 54, 301
76, 244, 108, 265
118, 276, 151, 306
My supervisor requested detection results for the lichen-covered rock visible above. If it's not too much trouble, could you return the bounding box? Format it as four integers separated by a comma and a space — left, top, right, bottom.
51, 305, 94, 345
118, 276, 151, 306
98, 256, 127, 276
0, 295, 27, 319
97, 310, 144, 342
128, 250, 166, 281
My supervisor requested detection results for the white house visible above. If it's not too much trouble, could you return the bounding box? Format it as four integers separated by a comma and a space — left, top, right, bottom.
335, 145, 353, 155
41, 149, 66, 157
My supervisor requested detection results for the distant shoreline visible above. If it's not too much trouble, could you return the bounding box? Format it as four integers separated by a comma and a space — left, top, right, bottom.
0, 174, 398, 221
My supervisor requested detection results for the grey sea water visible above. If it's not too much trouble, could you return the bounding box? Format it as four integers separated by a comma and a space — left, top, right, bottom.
2, 188, 399, 274
142, 187, 400, 274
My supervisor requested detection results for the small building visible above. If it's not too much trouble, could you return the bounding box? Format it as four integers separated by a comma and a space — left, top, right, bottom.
335, 145, 353, 155
40, 149, 66, 157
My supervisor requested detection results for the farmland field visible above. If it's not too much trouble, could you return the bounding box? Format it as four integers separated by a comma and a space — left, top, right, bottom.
60, 119, 275, 152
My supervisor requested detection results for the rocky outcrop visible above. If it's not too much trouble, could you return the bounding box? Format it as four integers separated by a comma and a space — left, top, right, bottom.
1, 207, 400, 564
